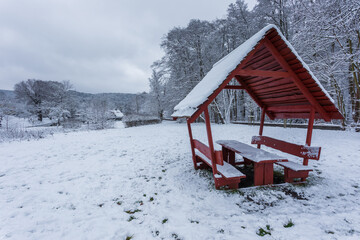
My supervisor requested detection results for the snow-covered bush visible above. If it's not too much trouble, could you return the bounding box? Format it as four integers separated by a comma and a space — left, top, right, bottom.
0, 115, 58, 142
0, 127, 54, 142
123, 114, 161, 128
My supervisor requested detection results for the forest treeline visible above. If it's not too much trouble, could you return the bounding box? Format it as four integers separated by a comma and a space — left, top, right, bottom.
148, 0, 360, 126
0, 79, 151, 129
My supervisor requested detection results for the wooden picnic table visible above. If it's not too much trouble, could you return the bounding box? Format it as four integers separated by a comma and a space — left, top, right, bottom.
216, 140, 288, 186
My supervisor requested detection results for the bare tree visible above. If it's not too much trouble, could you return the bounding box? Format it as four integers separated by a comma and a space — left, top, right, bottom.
14, 79, 72, 122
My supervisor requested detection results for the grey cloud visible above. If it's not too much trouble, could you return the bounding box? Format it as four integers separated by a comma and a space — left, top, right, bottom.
0, 0, 256, 93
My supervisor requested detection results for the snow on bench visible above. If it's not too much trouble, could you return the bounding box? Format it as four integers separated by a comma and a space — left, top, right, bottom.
216, 140, 287, 163
195, 150, 245, 179
276, 161, 313, 171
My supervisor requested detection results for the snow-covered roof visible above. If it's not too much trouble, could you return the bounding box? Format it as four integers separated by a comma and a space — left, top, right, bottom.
172, 24, 343, 121
110, 109, 124, 118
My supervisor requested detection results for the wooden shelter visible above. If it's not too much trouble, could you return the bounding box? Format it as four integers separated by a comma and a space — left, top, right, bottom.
172, 25, 343, 189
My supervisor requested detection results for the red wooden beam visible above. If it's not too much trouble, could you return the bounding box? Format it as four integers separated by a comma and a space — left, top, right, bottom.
193, 139, 212, 159
187, 121, 198, 170
258, 107, 266, 149
273, 112, 323, 119
303, 107, 316, 166
251, 135, 321, 160
237, 69, 290, 78
267, 105, 312, 112
249, 78, 293, 89
204, 108, 217, 174
263, 38, 331, 122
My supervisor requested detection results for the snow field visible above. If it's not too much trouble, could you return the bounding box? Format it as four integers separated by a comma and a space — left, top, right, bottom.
0, 122, 359, 239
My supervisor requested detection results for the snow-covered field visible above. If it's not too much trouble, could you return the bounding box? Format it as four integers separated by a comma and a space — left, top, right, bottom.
0, 122, 359, 240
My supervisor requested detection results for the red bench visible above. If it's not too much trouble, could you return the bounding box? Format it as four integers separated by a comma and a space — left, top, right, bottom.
192, 139, 246, 189
251, 136, 321, 183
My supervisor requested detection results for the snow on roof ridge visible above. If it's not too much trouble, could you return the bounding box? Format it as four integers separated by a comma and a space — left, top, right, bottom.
172, 24, 336, 118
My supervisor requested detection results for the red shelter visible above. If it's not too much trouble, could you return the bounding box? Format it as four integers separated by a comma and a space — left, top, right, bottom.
172, 25, 344, 189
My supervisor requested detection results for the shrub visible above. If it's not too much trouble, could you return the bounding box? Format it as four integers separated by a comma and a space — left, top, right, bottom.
123, 114, 161, 128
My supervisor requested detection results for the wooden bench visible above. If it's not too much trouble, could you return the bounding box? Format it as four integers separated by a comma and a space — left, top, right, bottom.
251, 136, 321, 183
193, 139, 245, 189
217, 140, 287, 186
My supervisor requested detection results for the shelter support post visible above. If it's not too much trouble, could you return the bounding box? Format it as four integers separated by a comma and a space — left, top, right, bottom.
258, 107, 266, 149
303, 107, 315, 164
204, 108, 218, 174
187, 120, 198, 170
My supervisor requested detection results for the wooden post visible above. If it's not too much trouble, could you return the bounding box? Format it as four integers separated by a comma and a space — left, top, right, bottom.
187, 120, 198, 170
303, 107, 315, 166
204, 108, 217, 174
257, 107, 266, 149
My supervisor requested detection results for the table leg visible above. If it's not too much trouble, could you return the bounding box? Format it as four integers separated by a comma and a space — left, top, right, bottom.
222, 147, 229, 163
228, 150, 235, 165
263, 163, 274, 185
253, 163, 264, 186
222, 147, 235, 165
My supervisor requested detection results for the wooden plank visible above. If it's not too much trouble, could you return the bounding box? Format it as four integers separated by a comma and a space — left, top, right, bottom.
267, 105, 312, 112
251, 135, 321, 160
249, 77, 293, 89
216, 140, 286, 162
257, 89, 303, 99
195, 151, 245, 179
193, 139, 212, 160
245, 55, 278, 70
260, 94, 306, 103
187, 121, 198, 170
237, 69, 290, 78
253, 83, 298, 95
273, 112, 323, 119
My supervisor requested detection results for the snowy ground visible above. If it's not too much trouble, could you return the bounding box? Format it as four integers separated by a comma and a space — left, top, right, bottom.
0, 121, 359, 240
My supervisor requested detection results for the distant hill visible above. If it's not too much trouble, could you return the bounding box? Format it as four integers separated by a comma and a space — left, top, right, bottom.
0, 89, 16, 99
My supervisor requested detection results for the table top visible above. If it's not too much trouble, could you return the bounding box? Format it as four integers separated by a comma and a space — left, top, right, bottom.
217, 140, 287, 163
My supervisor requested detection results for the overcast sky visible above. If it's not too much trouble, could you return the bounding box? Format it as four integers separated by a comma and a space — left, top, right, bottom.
0, 0, 257, 94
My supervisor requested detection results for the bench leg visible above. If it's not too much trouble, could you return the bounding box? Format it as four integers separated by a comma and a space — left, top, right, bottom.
214, 177, 241, 189
284, 168, 293, 183
228, 183, 238, 189
284, 168, 310, 183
